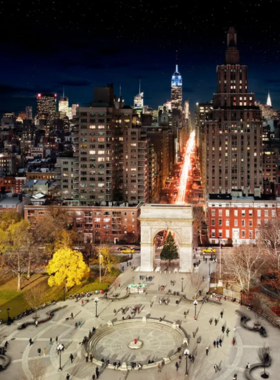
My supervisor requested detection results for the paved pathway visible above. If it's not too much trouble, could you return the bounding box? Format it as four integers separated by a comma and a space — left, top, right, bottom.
0, 261, 279, 380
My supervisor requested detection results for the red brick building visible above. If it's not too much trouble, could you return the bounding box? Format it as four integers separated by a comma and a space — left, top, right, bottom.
24, 203, 141, 244
207, 191, 280, 246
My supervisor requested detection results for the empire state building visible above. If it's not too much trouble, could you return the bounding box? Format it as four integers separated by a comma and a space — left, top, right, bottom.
171, 64, 183, 111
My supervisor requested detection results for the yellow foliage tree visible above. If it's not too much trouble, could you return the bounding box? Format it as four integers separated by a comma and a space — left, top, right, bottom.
46, 248, 89, 291
98, 245, 116, 276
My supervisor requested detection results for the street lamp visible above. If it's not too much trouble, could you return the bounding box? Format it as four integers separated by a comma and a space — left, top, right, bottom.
181, 277, 184, 293
99, 254, 103, 283
57, 344, 63, 371
132, 276, 134, 284
240, 290, 243, 306
7, 308, 10, 324
94, 297, 99, 318
184, 348, 190, 376
193, 300, 198, 320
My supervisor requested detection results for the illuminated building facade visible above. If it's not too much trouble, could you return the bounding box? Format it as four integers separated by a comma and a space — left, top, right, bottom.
171, 64, 182, 111
36, 93, 57, 120
59, 96, 69, 117
200, 28, 263, 194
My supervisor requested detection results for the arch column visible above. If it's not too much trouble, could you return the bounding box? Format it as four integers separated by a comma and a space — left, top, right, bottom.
139, 204, 193, 273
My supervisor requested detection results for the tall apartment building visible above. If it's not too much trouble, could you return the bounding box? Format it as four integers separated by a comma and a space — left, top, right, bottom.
171, 64, 182, 111
36, 94, 57, 120
74, 85, 148, 205
59, 96, 69, 117
54, 157, 78, 199
200, 28, 263, 194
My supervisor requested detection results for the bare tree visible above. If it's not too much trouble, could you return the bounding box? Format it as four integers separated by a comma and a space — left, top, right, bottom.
223, 244, 265, 294
257, 345, 270, 378
24, 284, 46, 317
252, 293, 263, 324
193, 207, 205, 245
257, 219, 280, 269
189, 273, 206, 298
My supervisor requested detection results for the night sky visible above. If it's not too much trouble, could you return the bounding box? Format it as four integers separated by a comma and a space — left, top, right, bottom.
0, 0, 279, 116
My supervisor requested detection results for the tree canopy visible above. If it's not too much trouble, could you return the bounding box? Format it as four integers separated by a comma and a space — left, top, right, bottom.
160, 232, 179, 264
46, 248, 90, 291
98, 245, 117, 276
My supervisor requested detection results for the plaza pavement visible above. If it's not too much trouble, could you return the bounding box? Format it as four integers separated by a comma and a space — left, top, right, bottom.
0, 256, 279, 380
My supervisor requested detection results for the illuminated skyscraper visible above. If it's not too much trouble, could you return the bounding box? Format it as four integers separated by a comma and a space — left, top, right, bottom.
36, 94, 57, 119
267, 91, 272, 107
59, 96, 69, 117
171, 64, 182, 111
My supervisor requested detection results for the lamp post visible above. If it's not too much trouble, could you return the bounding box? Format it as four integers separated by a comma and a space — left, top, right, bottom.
181, 277, 184, 293
132, 276, 134, 284
99, 254, 102, 283
94, 297, 99, 318
7, 308, 10, 324
240, 290, 243, 306
209, 262, 211, 277
184, 348, 189, 376
193, 300, 198, 320
57, 344, 63, 371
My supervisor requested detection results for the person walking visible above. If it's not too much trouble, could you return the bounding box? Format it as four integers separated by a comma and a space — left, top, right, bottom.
35, 320, 38, 328
49, 337, 53, 345
209, 318, 213, 325
175, 362, 179, 371
220, 311, 224, 318
70, 312, 74, 319
222, 325, 225, 333
89, 353, 93, 362
42, 348, 46, 356
78, 321, 81, 328
69, 353, 74, 363
92, 375, 95, 380
158, 363, 161, 372
150, 301, 153, 307
216, 339, 219, 348
85, 353, 89, 362
206, 346, 209, 356
66, 374, 70, 380
214, 318, 218, 326
232, 337, 236, 345
246, 363, 250, 369
95, 367, 99, 379
213, 340, 216, 348
29, 338, 33, 346
219, 338, 222, 347
55, 336, 58, 344
75, 322, 78, 328
214, 364, 218, 373
226, 328, 230, 337
37, 348, 41, 356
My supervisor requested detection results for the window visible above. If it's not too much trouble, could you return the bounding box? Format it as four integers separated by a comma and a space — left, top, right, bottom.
219, 230, 222, 238
272, 210, 276, 217
234, 210, 238, 217
225, 210, 229, 217
257, 219, 261, 226
264, 210, 268, 217
94, 218, 101, 222
211, 230, 216, 238
249, 209, 253, 216
257, 210, 261, 217
249, 231, 253, 238
249, 220, 253, 227
226, 230, 229, 238
242, 220, 245, 227
95, 224, 100, 228
226, 219, 229, 226
219, 219, 222, 226
234, 220, 238, 227
242, 230, 245, 238
211, 219, 215, 226
211, 209, 215, 216
242, 210, 245, 216
219, 210, 223, 216
104, 224, 110, 229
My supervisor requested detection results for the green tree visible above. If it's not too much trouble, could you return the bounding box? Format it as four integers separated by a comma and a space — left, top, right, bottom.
160, 232, 179, 264
46, 248, 90, 291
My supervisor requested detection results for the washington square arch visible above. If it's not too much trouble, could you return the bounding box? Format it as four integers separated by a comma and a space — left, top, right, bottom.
139, 203, 193, 272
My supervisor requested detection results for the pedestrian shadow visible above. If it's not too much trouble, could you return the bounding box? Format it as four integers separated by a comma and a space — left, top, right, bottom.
218, 360, 222, 371
196, 336, 202, 344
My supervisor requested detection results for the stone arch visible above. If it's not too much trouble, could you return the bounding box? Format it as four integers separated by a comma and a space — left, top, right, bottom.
139, 204, 193, 272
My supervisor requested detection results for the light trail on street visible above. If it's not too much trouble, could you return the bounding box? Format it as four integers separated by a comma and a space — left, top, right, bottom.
176, 130, 196, 204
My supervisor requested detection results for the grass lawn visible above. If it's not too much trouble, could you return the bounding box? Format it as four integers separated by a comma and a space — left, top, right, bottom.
0, 268, 120, 322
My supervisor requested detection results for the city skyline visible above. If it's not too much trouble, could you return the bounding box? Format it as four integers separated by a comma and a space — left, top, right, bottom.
0, 1, 279, 114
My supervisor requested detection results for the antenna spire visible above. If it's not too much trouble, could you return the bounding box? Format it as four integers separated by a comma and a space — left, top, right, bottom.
139, 79, 141, 94
119, 84, 122, 97
63, 85, 65, 98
